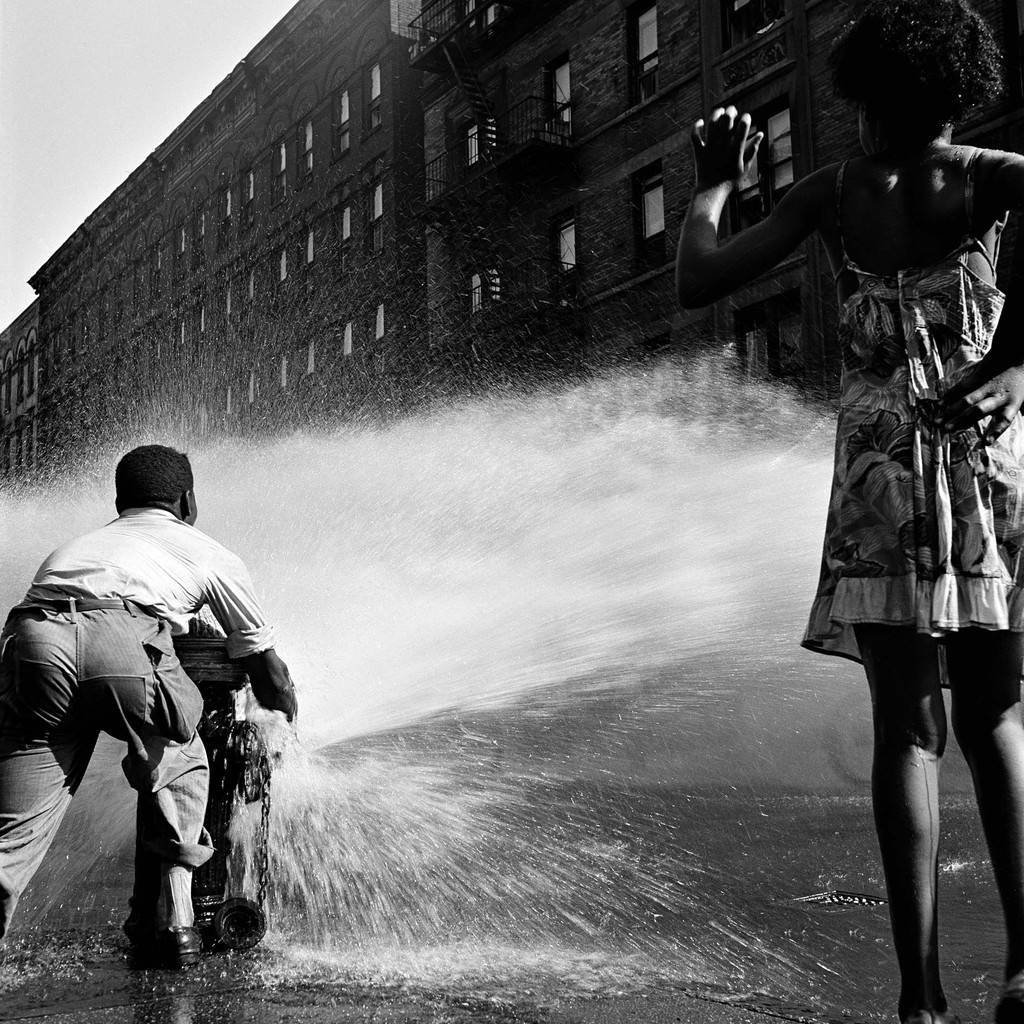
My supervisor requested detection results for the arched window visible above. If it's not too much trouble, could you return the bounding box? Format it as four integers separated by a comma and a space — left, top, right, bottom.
0, 355, 9, 416
15, 343, 26, 405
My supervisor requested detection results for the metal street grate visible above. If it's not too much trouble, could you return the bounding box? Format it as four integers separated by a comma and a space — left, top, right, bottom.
794, 890, 888, 906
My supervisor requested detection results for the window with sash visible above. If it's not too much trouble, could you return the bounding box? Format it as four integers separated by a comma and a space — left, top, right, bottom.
722, 0, 785, 51
547, 56, 572, 130
333, 89, 351, 157
242, 168, 255, 231
370, 181, 384, 252
301, 120, 314, 183
629, 2, 658, 103
218, 187, 233, 250
192, 209, 206, 269
634, 161, 666, 266
734, 290, 802, 379
731, 99, 794, 231
554, 212, 577, 300
274, 140, 288, 204
368, 63, 382, 132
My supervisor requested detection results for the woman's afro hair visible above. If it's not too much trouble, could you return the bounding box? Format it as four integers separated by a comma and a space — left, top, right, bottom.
830, 0, 1002, 135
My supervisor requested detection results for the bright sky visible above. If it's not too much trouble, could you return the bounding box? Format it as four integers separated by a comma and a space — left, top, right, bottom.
0, 0, 296, 328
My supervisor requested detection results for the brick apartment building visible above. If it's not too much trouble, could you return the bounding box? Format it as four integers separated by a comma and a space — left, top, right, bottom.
19, 0, 425, 474
0, 301, 40, 476
412, 0, 1024, 385
4, 0, 1024, 477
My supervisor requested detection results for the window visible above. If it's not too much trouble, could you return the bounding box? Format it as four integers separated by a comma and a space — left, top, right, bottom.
341, 205, 352, 241
306, 340, 315, 375
174, 221, 186, 279
547, 56, 572, 129
306, 226, 315, 265
557, 214, 576, 272
279, 246, 288, 283
333, 89, 351, 157
465, 122, 481, 166
226, 284, 232, 315
15, 346, 25, 404
192, 210, 206, 268
248, 369, 256, 404
242, 169, 255, 230
371, 182, 384, 251
280, 355, 288, 389
219, 187, 233, 250
375, 303, 385, 339
343, 321, 353, 355
226, 385, 233, 415
275, 140, 288, 204
368, 63, 382, 131
150, 244, 162, 299
199, 303, 206, 335
555, 212, 577, 300
463, 0, 507, 28
630, 2, 659, 103
732, 100, 793, 230
722, 0, 785, 51
469, 268, 502, 310
302, 120, 314, 180
248, 269, 256, 301
635, 162, 665, 265
734, 290, 801, 379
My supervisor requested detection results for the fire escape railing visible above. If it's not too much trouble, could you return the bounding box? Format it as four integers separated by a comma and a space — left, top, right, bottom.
410, 0, 518, 48
424, 96, 574, 204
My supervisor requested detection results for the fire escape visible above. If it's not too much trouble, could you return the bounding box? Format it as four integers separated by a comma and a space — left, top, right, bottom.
409, 0, 583, 374
410, 1, 575, 205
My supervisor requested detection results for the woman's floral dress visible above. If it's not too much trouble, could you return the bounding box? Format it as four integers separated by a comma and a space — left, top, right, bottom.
802, 157, 1024, 663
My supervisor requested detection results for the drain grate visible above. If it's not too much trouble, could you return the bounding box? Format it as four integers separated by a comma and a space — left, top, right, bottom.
794, 889, 887, 907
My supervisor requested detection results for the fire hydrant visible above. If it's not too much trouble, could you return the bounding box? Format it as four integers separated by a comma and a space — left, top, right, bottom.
173, 634, 272, 951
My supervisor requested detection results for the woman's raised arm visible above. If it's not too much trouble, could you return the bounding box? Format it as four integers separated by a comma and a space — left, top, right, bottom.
676, 106, 829, 308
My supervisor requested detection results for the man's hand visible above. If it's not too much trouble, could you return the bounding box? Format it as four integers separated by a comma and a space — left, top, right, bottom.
691, 105, 764, 190
239, 648, 298, 722
939, 359, 1024, 444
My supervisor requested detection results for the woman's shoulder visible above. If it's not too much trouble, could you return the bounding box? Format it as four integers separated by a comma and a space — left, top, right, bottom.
968, 146, 1024, 219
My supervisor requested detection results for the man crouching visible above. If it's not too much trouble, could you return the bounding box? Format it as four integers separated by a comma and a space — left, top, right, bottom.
0, 444, 297, 968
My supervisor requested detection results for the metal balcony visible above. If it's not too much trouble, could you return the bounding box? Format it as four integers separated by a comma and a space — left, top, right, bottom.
410, 0, 522, 72
423, 96, 574, 205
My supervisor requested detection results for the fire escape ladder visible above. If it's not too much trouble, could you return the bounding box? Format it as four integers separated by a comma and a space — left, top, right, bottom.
442, 40, 498, 148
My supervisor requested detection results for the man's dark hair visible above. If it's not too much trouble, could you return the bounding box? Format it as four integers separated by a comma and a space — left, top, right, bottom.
830, 0, 1002, 145
115, 445, 194, 509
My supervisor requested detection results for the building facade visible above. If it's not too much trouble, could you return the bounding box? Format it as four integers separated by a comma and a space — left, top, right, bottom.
24, 0, 425, 474
5, 0, 1024, 478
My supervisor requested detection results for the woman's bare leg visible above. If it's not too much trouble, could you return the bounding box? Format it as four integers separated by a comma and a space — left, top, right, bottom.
855, 624, 949, 1022
946, 629, 1024, 1017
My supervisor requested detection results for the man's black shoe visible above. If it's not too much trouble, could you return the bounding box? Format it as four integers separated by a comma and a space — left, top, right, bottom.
123, 913, 154, 950
154, 926, 202, 969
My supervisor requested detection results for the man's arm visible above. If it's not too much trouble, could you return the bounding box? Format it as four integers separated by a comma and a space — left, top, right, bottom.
676, 106, 824, 308
239, 648, 298, 721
